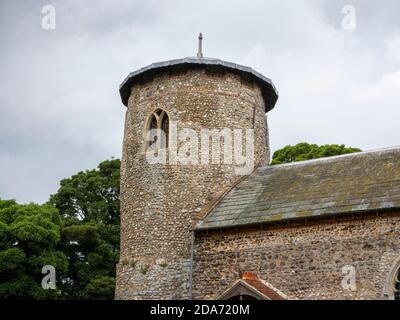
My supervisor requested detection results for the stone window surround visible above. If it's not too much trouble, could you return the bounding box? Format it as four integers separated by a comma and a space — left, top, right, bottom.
383, 256, 400, 300
144, 108, 169, 152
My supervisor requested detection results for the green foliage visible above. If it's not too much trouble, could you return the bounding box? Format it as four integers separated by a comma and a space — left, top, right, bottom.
0, 201, 68, 299
140, 264, 150, 275
129, 260, 137, 268
121, 258, 129, 266
49, 159, 120, 224
84, 276, 116, 300
49, 159, 120, 300
271, 143, 362, 165
0, 159, 120, 300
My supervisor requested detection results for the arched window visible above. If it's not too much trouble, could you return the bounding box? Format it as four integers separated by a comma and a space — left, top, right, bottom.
146, 109, 169, 151
384, 258, 400, 300
395, 267, 400, 300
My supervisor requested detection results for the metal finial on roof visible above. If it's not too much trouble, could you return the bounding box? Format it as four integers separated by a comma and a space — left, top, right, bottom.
197, 33, 203, 58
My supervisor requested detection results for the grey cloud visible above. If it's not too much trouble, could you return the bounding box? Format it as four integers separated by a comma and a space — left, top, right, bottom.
0, 0, 399, 203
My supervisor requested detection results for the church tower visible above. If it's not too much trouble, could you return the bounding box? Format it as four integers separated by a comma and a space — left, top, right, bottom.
115, 35, 278, 299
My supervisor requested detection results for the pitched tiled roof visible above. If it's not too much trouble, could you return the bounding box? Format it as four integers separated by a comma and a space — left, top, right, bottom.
241, 272, 287, 300
196, 147, 400, 231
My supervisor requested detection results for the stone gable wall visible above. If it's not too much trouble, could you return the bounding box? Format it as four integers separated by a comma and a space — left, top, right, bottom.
192, 213, 400, 300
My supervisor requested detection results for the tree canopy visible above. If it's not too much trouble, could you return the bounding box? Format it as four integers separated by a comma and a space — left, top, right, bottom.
49, 159, 120, 299
0, 158, 120, 300
271, 143, 361, 165
0, 200, 68, 299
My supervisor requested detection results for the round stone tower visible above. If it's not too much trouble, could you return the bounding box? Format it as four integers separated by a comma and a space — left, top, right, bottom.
115, 56, 278, 299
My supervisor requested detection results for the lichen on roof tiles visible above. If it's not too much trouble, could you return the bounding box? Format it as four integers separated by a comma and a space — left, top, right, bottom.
196, 147, 400, 231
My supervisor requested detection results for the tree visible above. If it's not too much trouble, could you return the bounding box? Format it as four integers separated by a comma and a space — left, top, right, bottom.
271, 143, 361, 165
49, 159, 120, 299
0, 200, 68, 299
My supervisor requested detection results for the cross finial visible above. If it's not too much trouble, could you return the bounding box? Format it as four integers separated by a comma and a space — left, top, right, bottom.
197, 33, 203, 58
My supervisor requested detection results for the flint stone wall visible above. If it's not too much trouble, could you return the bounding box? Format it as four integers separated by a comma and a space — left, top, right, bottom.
116, 68, 269, 299
192, 212, 400, 300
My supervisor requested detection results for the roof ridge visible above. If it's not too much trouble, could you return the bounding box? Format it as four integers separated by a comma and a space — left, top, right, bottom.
196, 144, 400, 231
264, 145, 400, 169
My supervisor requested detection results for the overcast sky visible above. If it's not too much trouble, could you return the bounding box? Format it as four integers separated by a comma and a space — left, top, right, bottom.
1, 0, 400, 204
